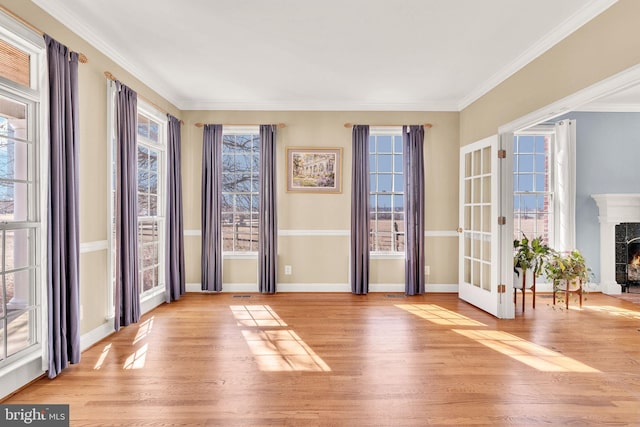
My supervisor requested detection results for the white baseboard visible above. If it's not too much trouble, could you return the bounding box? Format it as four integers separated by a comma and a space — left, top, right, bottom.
186, 282, 458, 293
80, 321, 115, 352
0, 352, 44, 400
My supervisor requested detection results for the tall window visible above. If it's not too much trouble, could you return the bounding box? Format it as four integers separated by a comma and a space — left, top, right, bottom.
221, 127, 259, 252
0, 16, 45, 370
369, 127, 404, 253
136, 109, 165, 295
108, 96, 166, 307
513, 129, 554, 245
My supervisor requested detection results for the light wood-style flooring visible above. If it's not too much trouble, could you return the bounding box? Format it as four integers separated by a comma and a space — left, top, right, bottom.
4, 292, 640, 426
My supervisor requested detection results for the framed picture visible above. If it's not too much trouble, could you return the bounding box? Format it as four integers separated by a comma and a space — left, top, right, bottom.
286, 147, 342, 193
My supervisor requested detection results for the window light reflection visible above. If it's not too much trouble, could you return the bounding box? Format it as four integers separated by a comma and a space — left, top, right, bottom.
241, 329, 331, 372
453, 329, 599, 373
93, 343, 112, 370
123, 343, 148, 370
133, 316, 154, 344
584, 305, 640, 320
396, 304, 487, 326
230, 305, 288, 327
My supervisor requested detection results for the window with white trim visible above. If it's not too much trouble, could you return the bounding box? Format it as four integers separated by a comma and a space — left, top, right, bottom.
369, 127, 404, 253
513, 128, 554, 245
0, 13, 46, 371
136, 109, 165, 295
221, 127, 259, 253
107, 95, 167, 306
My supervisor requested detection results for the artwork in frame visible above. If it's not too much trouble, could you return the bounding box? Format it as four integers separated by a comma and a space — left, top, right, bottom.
286, 147, 342, 193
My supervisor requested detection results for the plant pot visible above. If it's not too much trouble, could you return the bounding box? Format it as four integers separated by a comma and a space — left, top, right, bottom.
513, 267, 535, 290
555, 278, 581, 291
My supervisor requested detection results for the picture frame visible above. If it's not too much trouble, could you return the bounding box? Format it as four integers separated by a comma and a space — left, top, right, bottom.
286, 147, 342, 193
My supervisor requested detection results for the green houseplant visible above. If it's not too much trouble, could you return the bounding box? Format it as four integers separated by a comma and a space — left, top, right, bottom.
513, 235, 551, 285
544, 249, 592, 308
513, 235, 551, 309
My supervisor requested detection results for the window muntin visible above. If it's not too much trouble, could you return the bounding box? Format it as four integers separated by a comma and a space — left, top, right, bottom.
136, 111, 165, 295
513, 132, 553, 245
369, 129, 404, 253
222, 129, 259, 253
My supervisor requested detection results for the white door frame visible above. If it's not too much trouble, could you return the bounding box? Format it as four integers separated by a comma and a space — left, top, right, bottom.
498, 64, 640, 301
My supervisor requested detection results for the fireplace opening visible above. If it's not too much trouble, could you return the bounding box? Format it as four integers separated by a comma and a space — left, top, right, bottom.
628, 241, 640, 283
615, 223, 640, 293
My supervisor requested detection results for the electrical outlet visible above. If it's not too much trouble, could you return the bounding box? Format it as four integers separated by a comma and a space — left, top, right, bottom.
425, 265, 430, 275
284, 265, 292, 275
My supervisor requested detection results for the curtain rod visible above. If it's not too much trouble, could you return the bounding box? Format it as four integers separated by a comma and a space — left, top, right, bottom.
344, 123, 433, 129
104, 71, 184, 125
195, 122, 286, 129
0, 5, 88, 64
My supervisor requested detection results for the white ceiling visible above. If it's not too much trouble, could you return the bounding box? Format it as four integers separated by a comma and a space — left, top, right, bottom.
32, 0, 619, 111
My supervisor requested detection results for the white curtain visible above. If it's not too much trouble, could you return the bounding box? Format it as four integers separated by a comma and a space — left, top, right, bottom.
554, 120, 576, 252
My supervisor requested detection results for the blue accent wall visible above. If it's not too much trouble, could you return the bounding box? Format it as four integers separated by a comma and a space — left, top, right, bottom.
556, 112, 640, 283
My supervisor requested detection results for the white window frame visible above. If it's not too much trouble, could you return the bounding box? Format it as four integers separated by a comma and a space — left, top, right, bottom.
0, 10, 47, 395
136, 102, 166, 300
369, 126, 405, 259
221, 125, 260, 259
106, 90, 167, 320
513, 125, 556, 248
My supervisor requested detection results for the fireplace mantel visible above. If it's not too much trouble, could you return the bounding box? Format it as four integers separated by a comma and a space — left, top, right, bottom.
592, 194, 640, 294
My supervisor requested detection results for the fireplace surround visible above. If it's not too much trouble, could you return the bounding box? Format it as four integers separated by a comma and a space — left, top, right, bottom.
592, 194, 640, 295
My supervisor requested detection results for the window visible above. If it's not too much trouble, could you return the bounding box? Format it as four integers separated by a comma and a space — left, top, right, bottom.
513, 129, 554, 245
369, 128, 404, 253
136, 109, 165, 295
0, 14, 45, 370
221, 127, 260, 253
107, 94, 166, 308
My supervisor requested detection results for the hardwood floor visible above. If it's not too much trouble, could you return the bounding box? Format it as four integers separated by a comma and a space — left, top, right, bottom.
4, 292, 640, 426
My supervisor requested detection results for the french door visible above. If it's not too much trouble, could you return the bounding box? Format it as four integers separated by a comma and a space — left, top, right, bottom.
458, 135, 506, 317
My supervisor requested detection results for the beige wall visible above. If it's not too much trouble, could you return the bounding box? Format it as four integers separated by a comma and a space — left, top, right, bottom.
460, 0, 640, 145
0, 1, 181, 334
182, 110, 460, 287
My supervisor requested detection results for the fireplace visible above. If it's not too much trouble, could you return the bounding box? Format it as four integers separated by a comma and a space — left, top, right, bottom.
592, 193, 640, 295
615, 223, 640, 292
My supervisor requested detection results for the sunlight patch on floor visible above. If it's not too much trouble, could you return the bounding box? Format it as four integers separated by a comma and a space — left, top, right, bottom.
396, 304, 487, 326
230, 305, 288, 327
241, 329, 331, 372
231, 305, 330, 372
453, 329, 600, 373
584, 305, 640, 320
133, 316, 154, 344
93, 343, 112, 370
123, 343, 148, 370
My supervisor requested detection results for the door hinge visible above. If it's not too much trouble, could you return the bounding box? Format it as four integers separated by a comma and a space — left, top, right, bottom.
497, 216, 506, 225
497, 284, 506, 293
497, 149, 506, 159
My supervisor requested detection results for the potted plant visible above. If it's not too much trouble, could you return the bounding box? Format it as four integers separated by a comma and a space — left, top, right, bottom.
513, 235, 551, 309
544, 249, 592, 308
513, 235, 550, 288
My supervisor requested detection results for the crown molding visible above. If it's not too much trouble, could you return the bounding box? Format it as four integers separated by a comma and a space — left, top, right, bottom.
176, 99, 460, 112
32, 0, 182, 106
573, 103, 640, 113
499, 63, 640, 133
458, 0, 619, 110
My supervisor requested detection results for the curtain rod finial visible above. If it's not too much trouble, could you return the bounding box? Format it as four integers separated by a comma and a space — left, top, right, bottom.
104, 71, 115, 81
344, 123, 353, 128
195, 122, 204, 128
78, 53, 88, 64
424, 123, 433, 128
